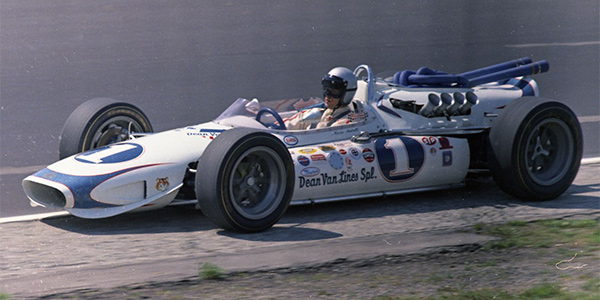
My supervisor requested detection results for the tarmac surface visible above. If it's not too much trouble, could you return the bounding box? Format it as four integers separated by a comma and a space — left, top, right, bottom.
2, 0, 599, 218
1, 163, 598, 298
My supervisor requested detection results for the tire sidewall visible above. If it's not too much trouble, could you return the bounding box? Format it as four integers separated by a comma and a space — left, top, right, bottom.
196, 128, 295, 232
59, 98, 153, 159
488, 97, 582, 200
516, 103, 581, 198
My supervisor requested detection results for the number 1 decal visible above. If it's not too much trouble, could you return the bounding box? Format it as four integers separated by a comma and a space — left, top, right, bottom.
384, 138, 414, 176
375, 136, 425, 182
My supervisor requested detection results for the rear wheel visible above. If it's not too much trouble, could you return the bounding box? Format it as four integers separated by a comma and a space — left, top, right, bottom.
488, 97, 582, 200
59, 98, 153, 159
196, 128, 294, 232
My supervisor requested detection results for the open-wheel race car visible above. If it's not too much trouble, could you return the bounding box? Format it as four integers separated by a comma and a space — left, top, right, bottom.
23, 57, 583, 232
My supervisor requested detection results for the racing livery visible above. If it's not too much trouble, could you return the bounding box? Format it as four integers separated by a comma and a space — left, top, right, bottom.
23, 58, 583, 232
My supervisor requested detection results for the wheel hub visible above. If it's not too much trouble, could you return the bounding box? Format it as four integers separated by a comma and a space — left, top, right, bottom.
525, 118, 573, 186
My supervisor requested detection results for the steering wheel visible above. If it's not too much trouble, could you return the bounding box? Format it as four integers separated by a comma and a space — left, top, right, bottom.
255, 107, 287, 130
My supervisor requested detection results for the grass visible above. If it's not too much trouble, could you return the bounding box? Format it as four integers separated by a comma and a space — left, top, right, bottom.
198, 263, 227, 280
476, 219, 599, 251
391, 282, 598, 300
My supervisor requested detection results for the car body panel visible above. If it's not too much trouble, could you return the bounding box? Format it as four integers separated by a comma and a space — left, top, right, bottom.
23, 60, 548, 219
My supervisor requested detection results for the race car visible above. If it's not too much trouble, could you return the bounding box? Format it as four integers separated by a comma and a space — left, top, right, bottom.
22, 58, 583, 232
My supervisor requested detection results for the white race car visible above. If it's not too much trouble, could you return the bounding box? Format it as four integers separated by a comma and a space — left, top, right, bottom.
23, 58, 582, 232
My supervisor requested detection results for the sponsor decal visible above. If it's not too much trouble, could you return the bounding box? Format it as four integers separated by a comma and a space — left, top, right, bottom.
75, 143, 144, 164
187, 128, 225, 139
283, 135, 298, 146
438, 137, 454, 149
339, 149, 347, 155
345, 156, 353, 171
318, 145, 336, 152
349, 147, 362, 160
362, 148, 375, 163
334, 141, 353, 147
298, 167, 377, 188
328, 151, 344, 170
422, 137, 436, 146
298, 148, 318, 155
156, 177, 170, 192
297, 155, 310, 166
443, 151, 453, 166
300, 167, 320, 177
42, 171, 57, 179
430, 147, 437, 156
310, 154, 326, 161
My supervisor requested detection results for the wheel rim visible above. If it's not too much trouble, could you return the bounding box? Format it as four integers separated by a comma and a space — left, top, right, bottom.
524, 118, 574, 186
90, 116, 146, 149
229, 146, 287, 220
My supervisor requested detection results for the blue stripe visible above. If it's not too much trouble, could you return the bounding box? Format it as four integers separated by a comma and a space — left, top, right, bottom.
34, 166, 151, 209
377, 100, 403, 118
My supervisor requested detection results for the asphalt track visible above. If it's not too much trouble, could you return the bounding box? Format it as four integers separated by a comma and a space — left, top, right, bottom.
1, 1, 599, 217
1, 162, 598, 297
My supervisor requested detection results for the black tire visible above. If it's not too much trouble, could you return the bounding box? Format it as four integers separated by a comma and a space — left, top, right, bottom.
488, 97, 582, 200
195, 128, 295, 232
59, 98, 153, 159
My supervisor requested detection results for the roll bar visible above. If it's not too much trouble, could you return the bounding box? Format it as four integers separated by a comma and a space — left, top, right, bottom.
353, 64, 374, 102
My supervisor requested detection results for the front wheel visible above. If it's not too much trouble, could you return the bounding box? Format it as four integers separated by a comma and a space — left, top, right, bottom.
195, 128, 295, 232
488, 97, 582, 200
59, 98, 153, 159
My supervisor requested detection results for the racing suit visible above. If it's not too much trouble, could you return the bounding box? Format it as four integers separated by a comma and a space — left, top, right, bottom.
284, 104, 353, 130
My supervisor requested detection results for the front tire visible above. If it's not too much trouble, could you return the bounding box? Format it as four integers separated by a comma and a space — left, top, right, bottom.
488, 97, 582, 200
196, 128, 295, 232
59, 98, 153, 159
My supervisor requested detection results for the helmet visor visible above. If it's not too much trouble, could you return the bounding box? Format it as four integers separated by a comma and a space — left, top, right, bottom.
323, 87, 343, 98
322, 74, 347, 98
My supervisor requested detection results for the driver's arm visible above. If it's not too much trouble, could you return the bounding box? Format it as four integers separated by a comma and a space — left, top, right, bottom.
284, 108, 323, 130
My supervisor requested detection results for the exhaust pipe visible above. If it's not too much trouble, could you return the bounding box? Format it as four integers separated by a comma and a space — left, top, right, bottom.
459, 92, 479, 115
419, 93, 440, 117
434, 93, 454, 117
446, 92, 465, 116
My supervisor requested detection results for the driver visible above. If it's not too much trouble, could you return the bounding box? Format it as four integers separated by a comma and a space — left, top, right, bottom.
284, 67, 358, 130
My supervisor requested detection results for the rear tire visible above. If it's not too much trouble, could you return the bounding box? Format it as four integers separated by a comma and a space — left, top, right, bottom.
488, 97, 582, 200
59, 98, 153, 159
195, 128, 294, 232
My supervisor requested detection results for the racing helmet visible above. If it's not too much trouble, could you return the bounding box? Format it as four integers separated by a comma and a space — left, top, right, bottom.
321, 67, 357, 107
